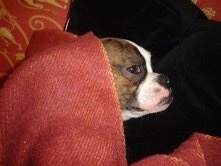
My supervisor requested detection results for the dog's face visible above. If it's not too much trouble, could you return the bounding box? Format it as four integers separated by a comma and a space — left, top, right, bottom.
102, 38, 173, 121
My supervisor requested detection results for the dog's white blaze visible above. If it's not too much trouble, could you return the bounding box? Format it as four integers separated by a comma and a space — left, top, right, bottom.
125, 40, 171, 115
125, 40, 153, 73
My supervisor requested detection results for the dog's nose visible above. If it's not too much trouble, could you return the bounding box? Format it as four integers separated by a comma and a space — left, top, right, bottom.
157, 74, 170, 86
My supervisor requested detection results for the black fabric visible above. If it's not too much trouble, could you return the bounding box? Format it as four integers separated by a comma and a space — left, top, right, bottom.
126, 20, 221, 163
68, 0, 206, 56
68, 0, 221, 164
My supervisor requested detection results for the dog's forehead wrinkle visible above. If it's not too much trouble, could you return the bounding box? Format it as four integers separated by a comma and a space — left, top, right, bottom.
102, 37, 145, 63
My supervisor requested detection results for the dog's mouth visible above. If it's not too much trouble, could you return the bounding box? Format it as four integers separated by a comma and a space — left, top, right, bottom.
129, 106, 144, 112
159, 90, 173, 105
122, 85, 173, 121
127, 90, 173, 113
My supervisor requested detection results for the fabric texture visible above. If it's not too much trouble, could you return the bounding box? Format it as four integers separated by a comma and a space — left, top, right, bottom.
1, 30, 221, 165
0, 31, 126, 165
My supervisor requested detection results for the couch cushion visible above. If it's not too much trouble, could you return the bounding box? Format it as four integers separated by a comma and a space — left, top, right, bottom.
0, 0, 71, 83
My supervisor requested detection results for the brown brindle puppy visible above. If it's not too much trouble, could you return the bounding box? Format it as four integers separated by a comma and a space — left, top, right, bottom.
101, 38, 173, 121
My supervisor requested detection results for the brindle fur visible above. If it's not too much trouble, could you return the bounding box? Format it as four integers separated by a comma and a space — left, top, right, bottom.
102, 38, 146, 110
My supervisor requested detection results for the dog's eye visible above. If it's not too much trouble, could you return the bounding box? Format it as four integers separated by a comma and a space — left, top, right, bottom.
126, 65, 141, 74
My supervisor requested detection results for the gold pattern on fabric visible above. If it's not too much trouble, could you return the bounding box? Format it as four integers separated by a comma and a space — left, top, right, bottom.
19, 0, 68, 10
0, 49, 15, 68
29, 15, 63, 30
0, 0, 70, 77
202, 7, 216, 19
0, 0, 28, 76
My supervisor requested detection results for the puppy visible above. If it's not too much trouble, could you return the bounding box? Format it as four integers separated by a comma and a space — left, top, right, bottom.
101, 38, 173, 121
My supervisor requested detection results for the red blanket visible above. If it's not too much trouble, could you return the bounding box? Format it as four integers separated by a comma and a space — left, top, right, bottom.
0, 31, 221, 165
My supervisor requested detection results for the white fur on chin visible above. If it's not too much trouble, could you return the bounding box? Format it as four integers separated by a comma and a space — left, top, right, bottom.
122, 104, 170, 121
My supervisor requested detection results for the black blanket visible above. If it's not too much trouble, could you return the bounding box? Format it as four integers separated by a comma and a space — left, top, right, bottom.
68, 0, 221, 163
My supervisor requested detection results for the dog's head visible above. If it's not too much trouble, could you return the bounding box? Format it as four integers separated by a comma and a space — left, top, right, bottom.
102, 38, 173, 121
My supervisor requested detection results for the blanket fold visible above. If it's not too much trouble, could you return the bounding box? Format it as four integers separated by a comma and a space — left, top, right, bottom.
0, 31, 126, 165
